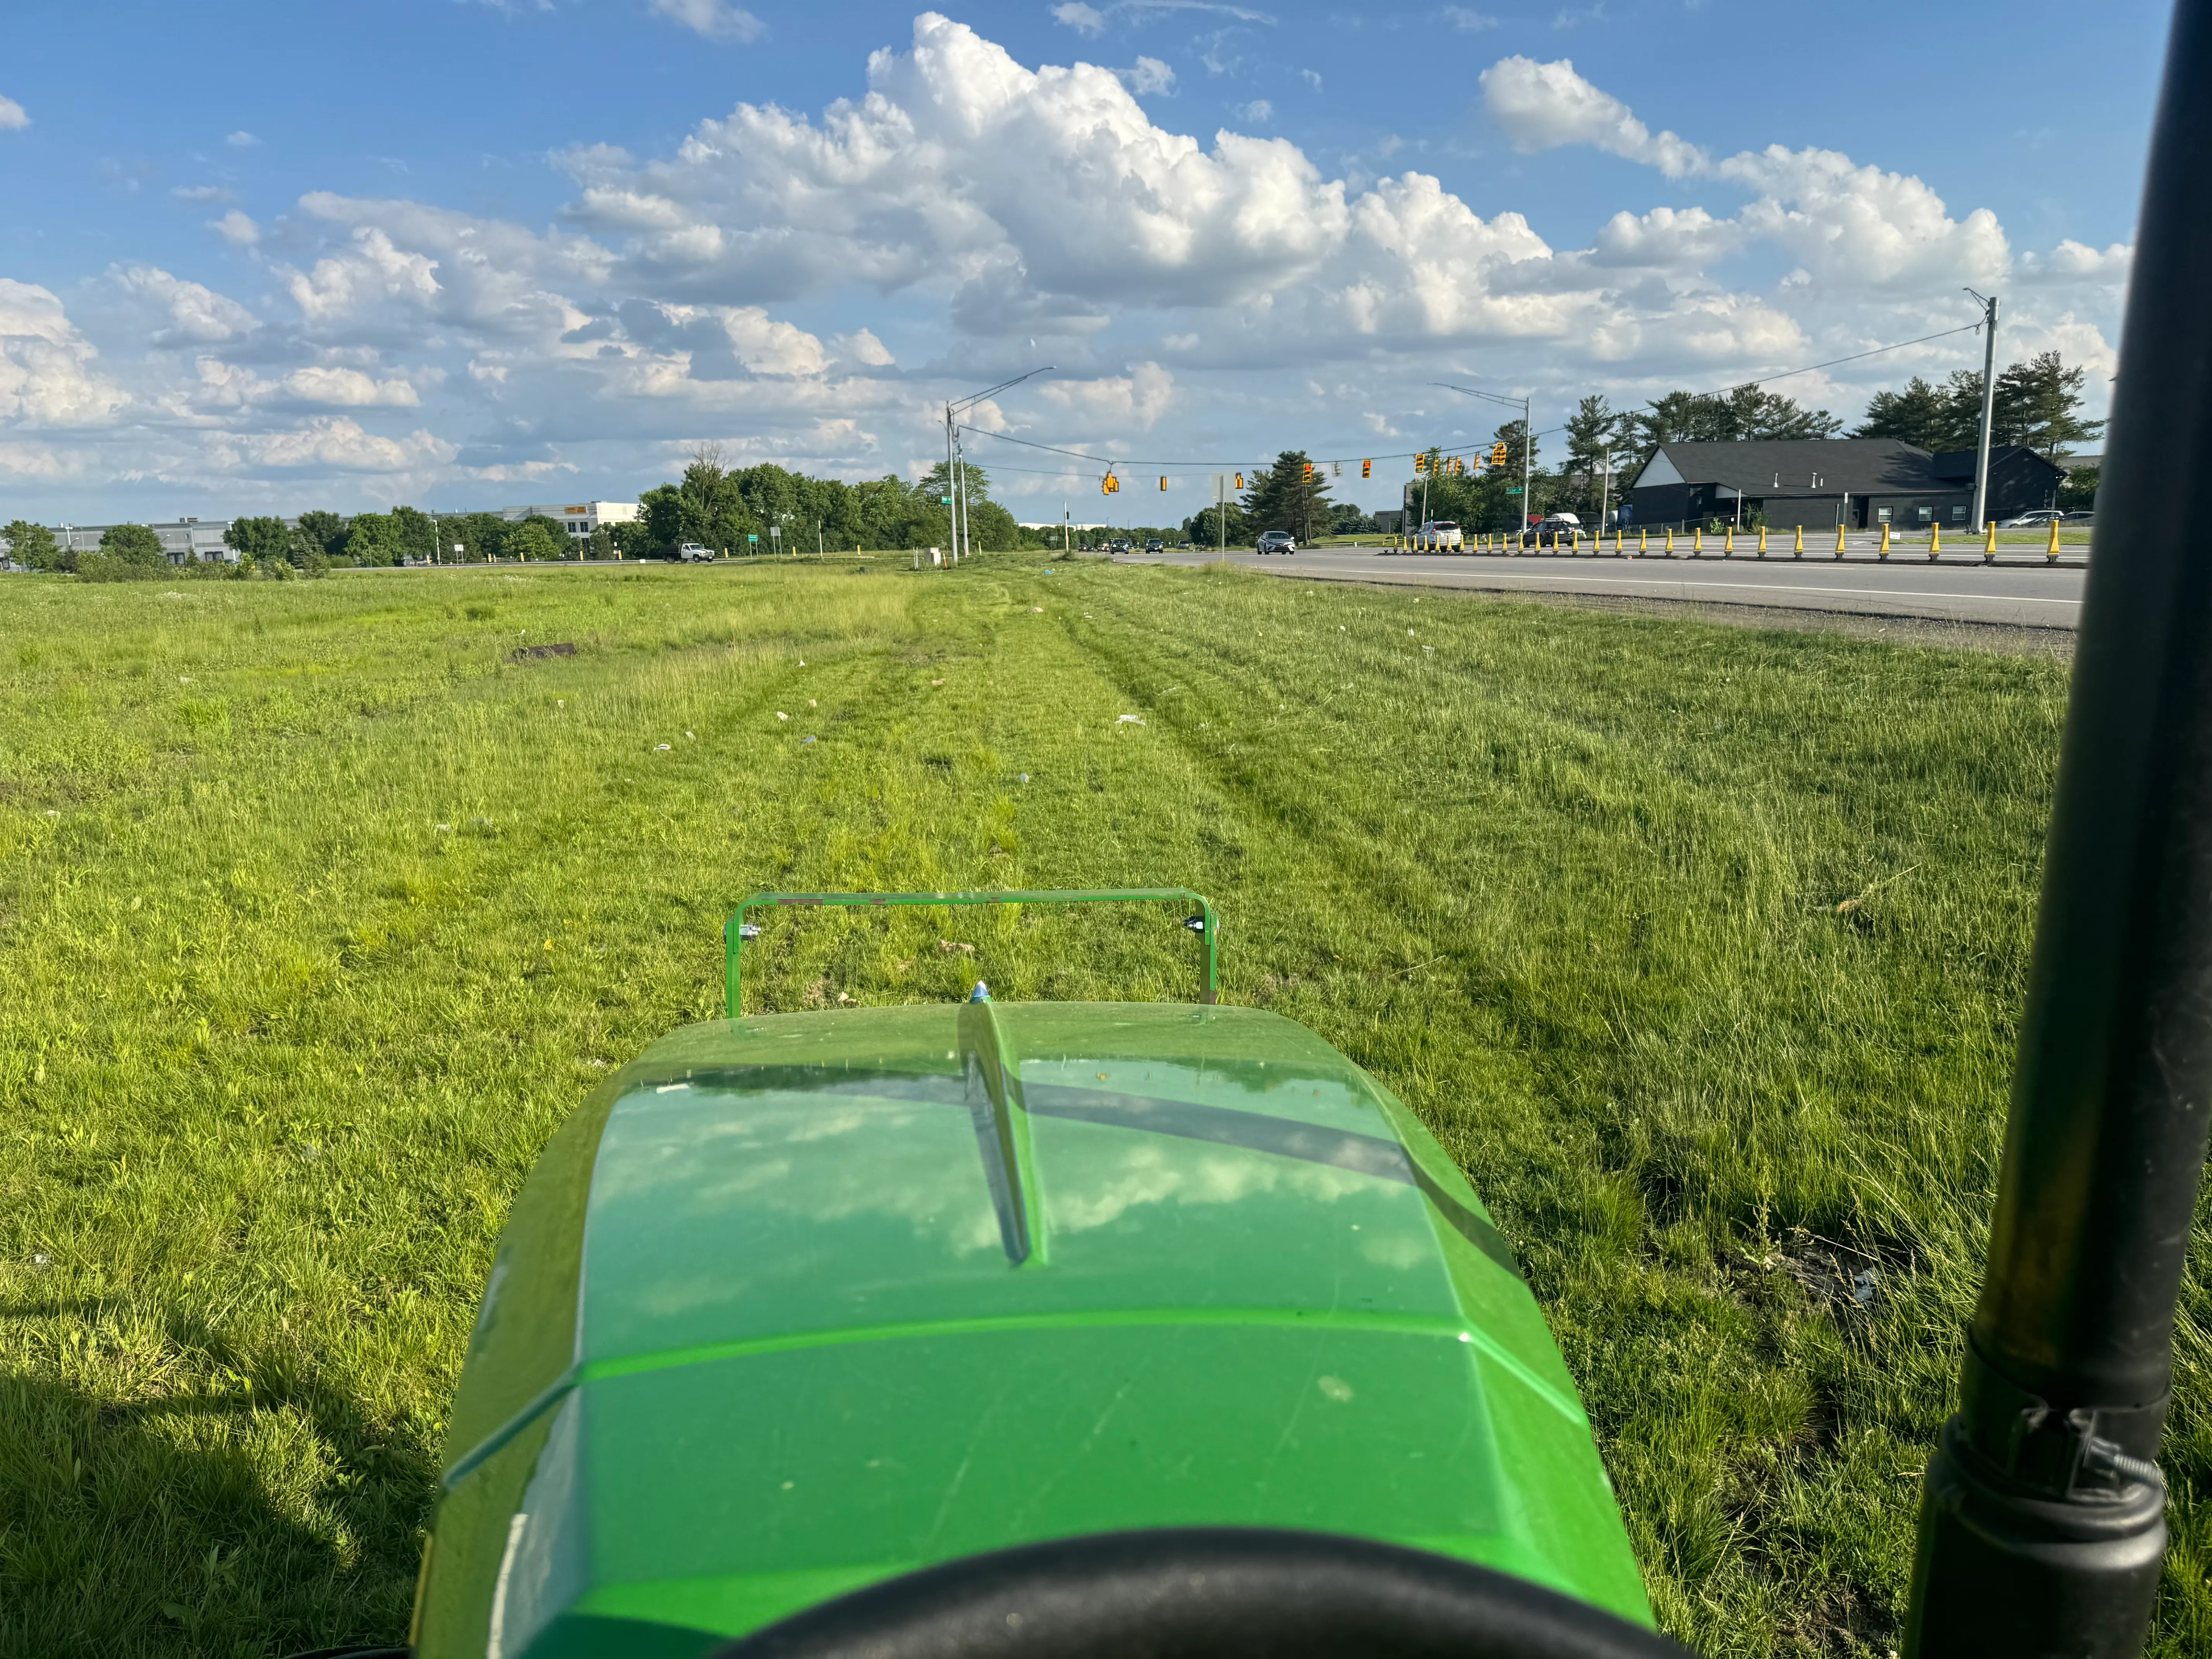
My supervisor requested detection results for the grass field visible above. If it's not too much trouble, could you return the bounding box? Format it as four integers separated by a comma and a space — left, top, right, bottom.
0, 556, 2204, 1657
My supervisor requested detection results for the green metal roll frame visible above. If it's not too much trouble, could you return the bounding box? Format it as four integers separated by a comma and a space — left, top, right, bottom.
725, 888, 1220, 1018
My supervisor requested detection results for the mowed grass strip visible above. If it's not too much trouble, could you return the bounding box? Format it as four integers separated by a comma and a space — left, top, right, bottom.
0, 558, 2203, 1657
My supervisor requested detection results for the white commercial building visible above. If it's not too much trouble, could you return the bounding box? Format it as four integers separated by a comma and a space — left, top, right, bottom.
501, 500, 640, 545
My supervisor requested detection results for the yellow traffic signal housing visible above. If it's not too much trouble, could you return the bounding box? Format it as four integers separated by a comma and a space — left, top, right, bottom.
1102, 474, 1120, 495
1302, 461, 1314, 479
1491, 442, 1509, 466
1159, 476, 1168, 491
1361, 459, 1371, 478
1234, 472, 1244, 489
1414, 453, 1429, 474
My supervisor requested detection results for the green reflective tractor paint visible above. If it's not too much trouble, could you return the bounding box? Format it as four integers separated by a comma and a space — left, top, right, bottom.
412, 902, 1649, 1658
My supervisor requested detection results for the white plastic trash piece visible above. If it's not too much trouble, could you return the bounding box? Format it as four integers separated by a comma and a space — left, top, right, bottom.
655, 743, 672, 752
776, 711, 790, 720
802, 735, 817, 745
1117, 714, 1145, 725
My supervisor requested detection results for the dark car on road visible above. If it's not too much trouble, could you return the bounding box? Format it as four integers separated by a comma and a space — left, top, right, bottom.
1256, 530, 1297, 556
1145, 538, 1164, 554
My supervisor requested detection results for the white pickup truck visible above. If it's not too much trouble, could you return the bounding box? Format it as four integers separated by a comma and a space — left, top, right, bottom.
677, 543, 715, 563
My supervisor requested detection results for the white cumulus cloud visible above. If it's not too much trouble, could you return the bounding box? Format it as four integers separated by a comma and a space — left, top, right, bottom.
211, 210, 261, 246
0, 95, 29, 131
112, 265, 260, 343
0, 281, 129, 426
1053, 3, 1105, 34
648, 0, 765, 42
1480, 55, 1706, 178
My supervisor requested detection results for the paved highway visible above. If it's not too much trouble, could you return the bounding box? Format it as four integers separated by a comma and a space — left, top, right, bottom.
1126, 543, 2085, 629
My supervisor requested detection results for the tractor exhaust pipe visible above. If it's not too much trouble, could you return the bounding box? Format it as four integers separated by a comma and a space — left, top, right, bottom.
1903, 3, 2212, 1652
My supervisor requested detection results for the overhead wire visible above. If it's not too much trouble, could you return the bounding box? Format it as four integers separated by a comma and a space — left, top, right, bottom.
955, 316, 1990, 480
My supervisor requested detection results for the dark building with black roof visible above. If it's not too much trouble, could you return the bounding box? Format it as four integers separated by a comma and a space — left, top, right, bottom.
1622, 439, 2066, 532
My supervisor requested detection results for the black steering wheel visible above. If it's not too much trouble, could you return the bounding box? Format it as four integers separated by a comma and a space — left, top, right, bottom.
716, 1528, 1688, 1659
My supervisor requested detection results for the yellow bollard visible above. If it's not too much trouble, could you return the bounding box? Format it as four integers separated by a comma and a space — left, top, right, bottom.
1724, 525, 1734, 557
1570, 529, 1580, 555
1794, 524, 1804, 559
1834, 521, 1846, 560
1664, 527, 1674, 557
1928, 520, 1941, 562
1879, 522, 1891, 560
1693, 526, 1703, 557
1758, 525, 1768, 558
2047, 517, 2062, 563
1614, 527, 1623, 556
1638, 527, 1647, 558
1984, 520, 1997, 565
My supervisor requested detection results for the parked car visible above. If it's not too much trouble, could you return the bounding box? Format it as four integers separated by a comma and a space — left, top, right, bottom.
1997, 510, 2067, 529
677, 542, 716, 562
1256, 530, 1297, 556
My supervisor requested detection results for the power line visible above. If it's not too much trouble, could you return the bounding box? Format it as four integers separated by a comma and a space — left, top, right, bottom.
955, 317, 1990, 473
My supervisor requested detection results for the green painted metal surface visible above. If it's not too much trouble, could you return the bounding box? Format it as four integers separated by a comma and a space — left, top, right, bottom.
723, 890, 1219, 1016
414, 1002, 1649, 1658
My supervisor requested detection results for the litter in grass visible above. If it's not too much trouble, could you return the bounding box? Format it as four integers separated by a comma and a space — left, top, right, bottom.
31, 1253, 48, 1267
776, 711, 789, 720
932, 678, 945, 686
655, 743, 671, 752
685, 730, 694, 737
436, 824, 452, 833
1118, 714, 1145, 724
938, 939, 976, 955
802, 736, 817, 744
1019, 773, 1030, 783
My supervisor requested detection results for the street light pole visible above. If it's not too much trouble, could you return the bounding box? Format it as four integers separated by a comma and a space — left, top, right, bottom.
945, 365, 1055, 568
1966, 289, 2001, 535
1432, 380, 1534, 542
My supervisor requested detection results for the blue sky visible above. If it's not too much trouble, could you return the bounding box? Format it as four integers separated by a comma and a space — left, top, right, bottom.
0, 0, 2167, 521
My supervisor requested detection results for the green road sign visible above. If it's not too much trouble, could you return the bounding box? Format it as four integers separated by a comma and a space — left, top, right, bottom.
941, 496, 953, 505
747, 534, 759, 544
1505, 488, 1523, 496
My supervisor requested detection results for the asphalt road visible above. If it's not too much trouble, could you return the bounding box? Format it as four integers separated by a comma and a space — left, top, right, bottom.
1125, 543, 2086, 629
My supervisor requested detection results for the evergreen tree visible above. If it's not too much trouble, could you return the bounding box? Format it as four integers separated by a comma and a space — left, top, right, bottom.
1240, 450, 1333, 541
1994, 350, 2103, 456
1636, 384, 1840, 449
293, 510, 348, 558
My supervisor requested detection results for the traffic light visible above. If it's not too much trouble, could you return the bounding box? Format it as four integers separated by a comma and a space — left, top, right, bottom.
1302, 460, 1314, 479
1361, 459, 1371, 479
1159, 476, 1168, 491
1491, 442, 1509, 466
1234, 472, 1244, 489
1414, 453, 1429, 474
1103, 473, 1120, 495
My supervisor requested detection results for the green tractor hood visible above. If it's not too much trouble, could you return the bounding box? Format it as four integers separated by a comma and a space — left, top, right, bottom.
412, 1000, 1649, 1657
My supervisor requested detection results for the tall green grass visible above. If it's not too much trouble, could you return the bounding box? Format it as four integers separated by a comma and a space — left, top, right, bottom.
0, 558, 2202, 1656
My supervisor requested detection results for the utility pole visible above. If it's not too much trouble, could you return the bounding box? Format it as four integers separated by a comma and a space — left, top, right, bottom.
1966, 288, 2001, 533
1598, 447, 1611, 533
944, 365, 1054, 567
1521, 395, 1533, 536
944, 401, 958, 567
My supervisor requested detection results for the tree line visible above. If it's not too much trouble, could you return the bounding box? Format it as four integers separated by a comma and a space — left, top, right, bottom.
1203, 351, 2102, 539
3, 356, 2103, 570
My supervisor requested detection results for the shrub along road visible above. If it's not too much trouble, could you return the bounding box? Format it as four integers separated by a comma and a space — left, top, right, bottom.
0, 556, 2202, 1656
